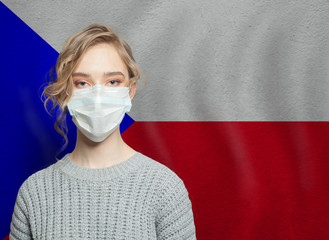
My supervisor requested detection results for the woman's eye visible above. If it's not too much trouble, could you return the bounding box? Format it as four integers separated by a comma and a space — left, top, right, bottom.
74, 81, 90, 88
107, 80, 120, 86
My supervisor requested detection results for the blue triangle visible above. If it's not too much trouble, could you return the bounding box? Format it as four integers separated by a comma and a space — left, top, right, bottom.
120, 113, 136, 133
0, 2, 135, 238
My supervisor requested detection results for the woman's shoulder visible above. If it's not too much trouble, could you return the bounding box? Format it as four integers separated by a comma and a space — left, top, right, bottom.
137, 152, 183, 180
136, 152, 187, 192
17, 161, 59, 194
137, 153, 192, 219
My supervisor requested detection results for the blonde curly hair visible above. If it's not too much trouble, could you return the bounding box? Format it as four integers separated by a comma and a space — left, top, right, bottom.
41, 24, 142, 147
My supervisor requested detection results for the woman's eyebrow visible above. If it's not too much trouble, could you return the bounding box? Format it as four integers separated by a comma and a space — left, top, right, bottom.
72, 71, 126, 78
72, 72, 90, 78
104, 71, 125, 78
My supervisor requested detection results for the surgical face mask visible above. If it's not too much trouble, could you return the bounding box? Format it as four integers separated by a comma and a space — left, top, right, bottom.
67, 85, 132, 142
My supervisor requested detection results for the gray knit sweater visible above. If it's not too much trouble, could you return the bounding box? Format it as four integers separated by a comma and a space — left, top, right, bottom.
9, 152, 196, 239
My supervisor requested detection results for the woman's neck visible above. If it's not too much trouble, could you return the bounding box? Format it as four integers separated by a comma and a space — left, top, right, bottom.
69, 128, 136, 169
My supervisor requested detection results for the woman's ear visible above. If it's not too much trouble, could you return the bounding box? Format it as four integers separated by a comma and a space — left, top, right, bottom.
129, 81, 137, 100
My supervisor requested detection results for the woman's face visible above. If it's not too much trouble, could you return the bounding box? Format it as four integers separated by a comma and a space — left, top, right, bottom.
71, 43, 136, 99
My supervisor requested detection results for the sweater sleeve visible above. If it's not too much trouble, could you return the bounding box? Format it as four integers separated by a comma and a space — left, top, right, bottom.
9, 182, 32, 240
155, 177, 197, 240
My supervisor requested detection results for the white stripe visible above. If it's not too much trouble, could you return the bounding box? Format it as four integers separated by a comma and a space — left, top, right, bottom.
3, 0, 329, 120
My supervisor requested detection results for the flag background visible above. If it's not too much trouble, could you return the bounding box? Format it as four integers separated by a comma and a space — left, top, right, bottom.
1, 0, 329, 239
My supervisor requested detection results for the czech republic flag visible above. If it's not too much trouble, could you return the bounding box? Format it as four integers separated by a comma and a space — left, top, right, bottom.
1, 1, 329, 239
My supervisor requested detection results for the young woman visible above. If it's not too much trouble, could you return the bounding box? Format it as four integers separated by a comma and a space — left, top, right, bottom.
10, 24, 196, 239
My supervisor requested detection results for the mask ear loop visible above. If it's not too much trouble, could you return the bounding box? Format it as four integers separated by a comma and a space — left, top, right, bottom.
128, 81, 134, 99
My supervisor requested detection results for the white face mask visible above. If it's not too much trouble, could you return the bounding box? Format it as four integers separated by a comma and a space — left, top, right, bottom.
67, 85, 132, 142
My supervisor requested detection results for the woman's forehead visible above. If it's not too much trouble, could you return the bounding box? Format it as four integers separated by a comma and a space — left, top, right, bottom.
74, 43, 128, 77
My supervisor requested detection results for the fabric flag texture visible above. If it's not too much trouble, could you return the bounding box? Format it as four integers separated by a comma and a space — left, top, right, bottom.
1, 1, 329, 239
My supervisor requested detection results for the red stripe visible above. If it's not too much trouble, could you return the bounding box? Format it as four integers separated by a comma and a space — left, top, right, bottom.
122, 122, 329, 239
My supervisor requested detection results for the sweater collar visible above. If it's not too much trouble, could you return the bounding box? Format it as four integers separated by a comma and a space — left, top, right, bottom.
55, 152, 144, 181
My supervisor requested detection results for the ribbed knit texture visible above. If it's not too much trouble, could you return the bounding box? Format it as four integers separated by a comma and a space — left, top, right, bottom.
9, 152, 196, 240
